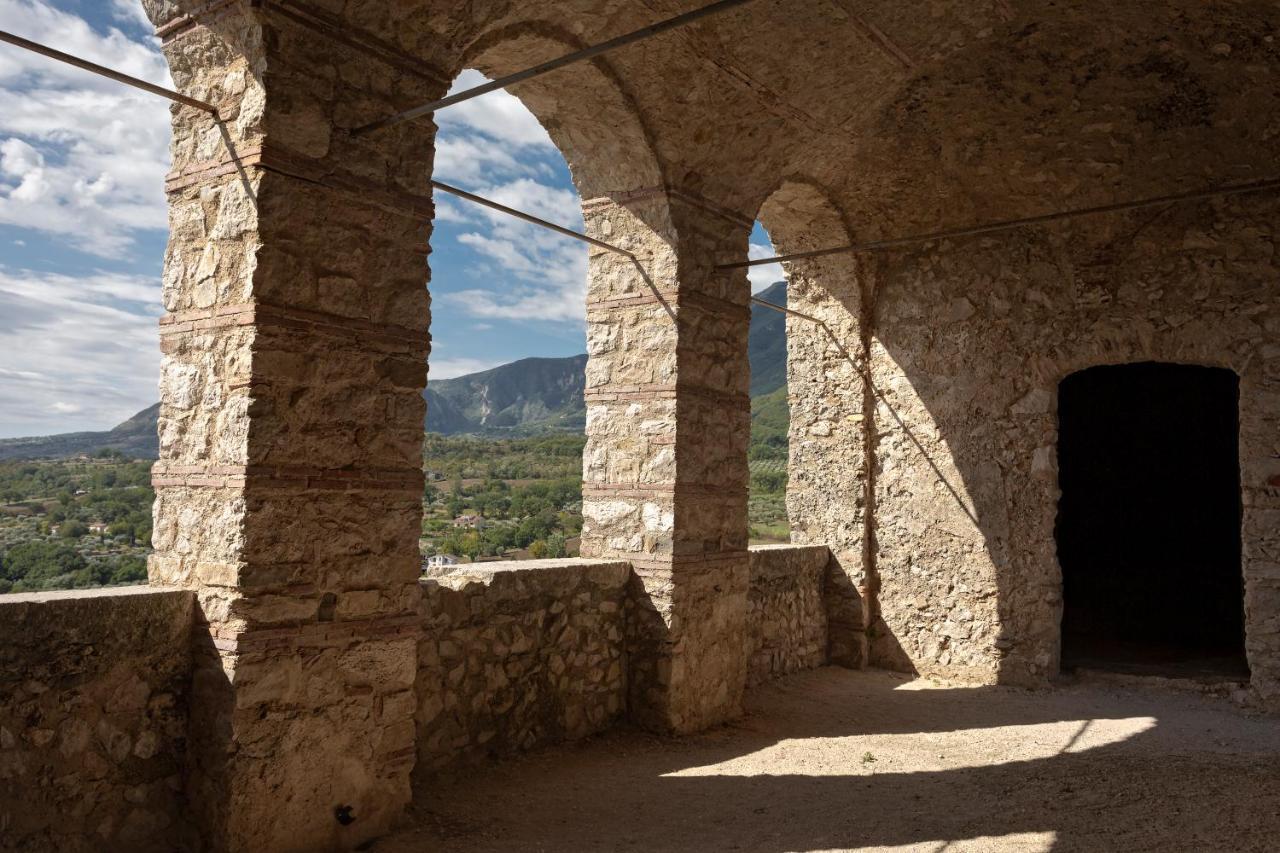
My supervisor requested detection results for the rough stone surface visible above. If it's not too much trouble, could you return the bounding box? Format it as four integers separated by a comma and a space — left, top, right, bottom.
143, 2, 438, 849
746, 545, 830, 686
120, 0, 1280, 848
580, 193, 754, 735
416, 560, 630, 774
790, 191, 1280, 703
0, 587, 194, 853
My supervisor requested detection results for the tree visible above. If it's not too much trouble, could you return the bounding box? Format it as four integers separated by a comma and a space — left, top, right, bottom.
110, 555, 148, 585
458, 531, 482, 561
1, 541, 88, 588
59, 520, 88, 539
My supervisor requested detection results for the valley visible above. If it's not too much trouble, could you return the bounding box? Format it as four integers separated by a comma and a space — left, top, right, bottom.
0, 283, 793, 587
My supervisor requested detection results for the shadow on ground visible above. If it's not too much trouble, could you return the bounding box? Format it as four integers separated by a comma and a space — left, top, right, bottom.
377, 668, 1280, 852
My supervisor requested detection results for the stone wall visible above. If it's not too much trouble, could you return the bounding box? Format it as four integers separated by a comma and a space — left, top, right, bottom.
745, 545, 830, 686
416, 548, 832, 773
416, 560, 630, 775
788, 191, 1280, 702
580, 191, 755, 735
0, 587, 194, 852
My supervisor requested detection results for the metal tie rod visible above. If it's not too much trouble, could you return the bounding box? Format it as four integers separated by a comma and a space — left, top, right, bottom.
721, 176, 1280, 270
354, 0, 757, 136
431, 179, 636, 258
433, 178, 853, 359
0, 29, 219, 115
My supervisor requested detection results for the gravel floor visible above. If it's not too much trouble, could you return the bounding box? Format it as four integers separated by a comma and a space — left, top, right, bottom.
378, 668, 1280, 853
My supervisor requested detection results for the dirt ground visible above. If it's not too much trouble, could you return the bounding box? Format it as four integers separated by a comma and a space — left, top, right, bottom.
377, 668, 1280, 853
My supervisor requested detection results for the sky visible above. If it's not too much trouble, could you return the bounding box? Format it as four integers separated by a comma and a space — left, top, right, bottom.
0, 0, 783, 438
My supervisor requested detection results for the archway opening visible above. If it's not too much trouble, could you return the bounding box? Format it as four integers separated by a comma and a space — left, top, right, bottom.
747, 221, 790, 545
1056, 362, 1247, 679
421, 68, 589, 568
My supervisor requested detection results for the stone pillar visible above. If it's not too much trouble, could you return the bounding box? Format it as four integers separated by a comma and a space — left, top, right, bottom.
144, 5, 442, 850
580, 190, 753, 733
783, 252, 873, 669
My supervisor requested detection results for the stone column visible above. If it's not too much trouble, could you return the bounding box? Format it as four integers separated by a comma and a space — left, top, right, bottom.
144, 5, 443, 850
580, 190, 753, 733
783, 252, 873, 669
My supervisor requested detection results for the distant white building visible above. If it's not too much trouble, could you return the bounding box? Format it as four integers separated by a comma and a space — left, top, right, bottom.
451, 514, 486, 530
425, 554, 459, 570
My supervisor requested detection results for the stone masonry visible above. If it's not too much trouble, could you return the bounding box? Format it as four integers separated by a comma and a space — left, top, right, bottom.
772, 5, 1280, 701
144, 2, 440, 849
416, 560, 630, 774
31, 0, 1276, 849
746, 545, 830, 686
580, 192, 755, 733
0, 547, 829, 846
0, 588, 194, 852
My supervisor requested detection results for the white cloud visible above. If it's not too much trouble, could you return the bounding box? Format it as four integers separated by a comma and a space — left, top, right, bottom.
0, 0, 171, 258
747, 240, 786, 294
428, 356, 505, 381
436, 69, 556, 151
429, 70, 591, 325
0, 266, 159, 437
110, 0, 152, 29
436, 136, 588, 324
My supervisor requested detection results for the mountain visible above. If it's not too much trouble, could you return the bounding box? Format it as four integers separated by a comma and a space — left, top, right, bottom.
425, 355, 588, 436
748, 280, 788, 397
0, 404, 160, 461
0, 281, 790, 456
425, 280, 789, 435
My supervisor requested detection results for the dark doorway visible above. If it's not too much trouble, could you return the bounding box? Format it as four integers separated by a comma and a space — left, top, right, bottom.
1056, 362, 1247, 679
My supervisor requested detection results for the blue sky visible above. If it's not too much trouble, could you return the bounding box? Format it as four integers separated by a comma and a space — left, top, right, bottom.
0, 0, 782, 438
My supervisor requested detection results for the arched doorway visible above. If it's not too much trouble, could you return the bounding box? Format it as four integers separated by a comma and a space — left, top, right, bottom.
1056, 362, 1247, 679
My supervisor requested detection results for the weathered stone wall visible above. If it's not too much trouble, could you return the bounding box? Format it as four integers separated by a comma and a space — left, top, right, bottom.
416, 548, 833, 772
0, 588, 194, 852
760, 182, 871, 670
867, 194, 1280, 694
416, 560, 630, 774
745, 545, 830, 686
580, 192, 754, 734
789, 191, 1280, 700
125, 2, 1280, 850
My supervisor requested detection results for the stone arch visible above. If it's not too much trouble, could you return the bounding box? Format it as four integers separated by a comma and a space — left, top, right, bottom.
750, 179, 875, 669
455, 23, 666, 201
430, 19, 760, 735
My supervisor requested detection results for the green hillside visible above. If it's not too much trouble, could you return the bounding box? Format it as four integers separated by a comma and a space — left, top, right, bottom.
0, 280, 791, 454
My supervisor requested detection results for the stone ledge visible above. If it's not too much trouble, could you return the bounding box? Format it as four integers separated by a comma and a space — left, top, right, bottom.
0, 584, 192, 606
422, 558, 632, 592
748, 543, 832, 580
746, 545, 831, 686
417, 557, 631, 775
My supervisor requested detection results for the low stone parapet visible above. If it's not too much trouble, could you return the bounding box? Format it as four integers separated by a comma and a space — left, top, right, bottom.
416, 559, 631, 775
0, 586, 195, 852
746, 545, 831, 685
